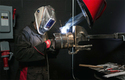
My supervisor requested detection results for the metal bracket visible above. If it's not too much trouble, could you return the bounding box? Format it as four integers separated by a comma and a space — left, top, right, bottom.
68, 44, 92, 54
9, 52, 13, 60
122, 35, 125, 41
68, 49, 79, 54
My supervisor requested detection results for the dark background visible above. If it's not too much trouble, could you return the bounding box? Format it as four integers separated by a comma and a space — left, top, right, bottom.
0, 0, 125, 80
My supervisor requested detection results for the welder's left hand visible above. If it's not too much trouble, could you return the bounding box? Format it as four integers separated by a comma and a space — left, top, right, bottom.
45, 39, 55, 51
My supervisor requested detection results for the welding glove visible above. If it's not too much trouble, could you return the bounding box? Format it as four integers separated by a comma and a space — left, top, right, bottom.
45, 39, 55, 51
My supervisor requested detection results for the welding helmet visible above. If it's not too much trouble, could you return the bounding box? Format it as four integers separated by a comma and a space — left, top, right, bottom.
34, 5, 56, 35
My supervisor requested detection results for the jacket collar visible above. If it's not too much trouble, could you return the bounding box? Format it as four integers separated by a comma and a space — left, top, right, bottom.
29, 22, 39, 34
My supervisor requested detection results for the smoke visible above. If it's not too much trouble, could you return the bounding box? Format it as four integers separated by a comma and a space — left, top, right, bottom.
60, 12, 85, 34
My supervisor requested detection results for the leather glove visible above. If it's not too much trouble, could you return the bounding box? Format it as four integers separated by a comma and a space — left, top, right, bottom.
45, 39, 55, 51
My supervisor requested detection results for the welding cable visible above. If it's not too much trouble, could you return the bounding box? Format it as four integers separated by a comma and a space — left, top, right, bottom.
33, 46, 44, 55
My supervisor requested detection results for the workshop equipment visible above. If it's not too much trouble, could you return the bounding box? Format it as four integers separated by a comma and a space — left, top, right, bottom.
79, 64, 107, 68
53, 32, 74, 49
0, 5, 15, 70
58, 0, 107, 54
54, 25, 125, 54
0, 41, 13, 70
77, 0, 107, 26
0, 5, 15, 80
53, 26, 92, 54
104, 71, 125, 78
81, 63, 125, 79
0, 5, 13, 39
0, 5, 16, 80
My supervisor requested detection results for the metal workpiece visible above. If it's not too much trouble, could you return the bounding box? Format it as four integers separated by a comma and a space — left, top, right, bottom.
87, 34, 115, 39
86, 32, 125, 41
74, 26, 92, 52
74, 26, 88, 43
53, 26, 92, 54
53, 32, 74, 49
53, 25, 125, 54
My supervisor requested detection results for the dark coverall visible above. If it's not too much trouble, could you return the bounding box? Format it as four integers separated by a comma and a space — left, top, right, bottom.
14, 22, 55, 80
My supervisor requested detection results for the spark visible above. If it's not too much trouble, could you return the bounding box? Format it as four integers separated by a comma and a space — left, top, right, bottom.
60, 12, 85, 34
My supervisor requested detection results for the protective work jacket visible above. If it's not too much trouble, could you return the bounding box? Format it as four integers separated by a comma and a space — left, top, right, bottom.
15, 23, 52, 80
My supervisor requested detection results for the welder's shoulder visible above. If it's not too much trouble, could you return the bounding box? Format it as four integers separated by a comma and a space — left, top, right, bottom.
22, 26, 32, 40
22, 30, 30, 41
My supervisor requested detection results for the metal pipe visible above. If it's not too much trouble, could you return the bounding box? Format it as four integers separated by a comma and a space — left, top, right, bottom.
72, 0, 77, 80
53, 33, 74, 49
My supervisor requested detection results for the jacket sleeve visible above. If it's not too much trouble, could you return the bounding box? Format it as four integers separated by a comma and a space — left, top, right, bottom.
14, 33, 47, 62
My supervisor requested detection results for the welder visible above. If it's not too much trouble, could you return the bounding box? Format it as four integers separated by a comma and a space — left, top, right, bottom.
14, 5, 57, 80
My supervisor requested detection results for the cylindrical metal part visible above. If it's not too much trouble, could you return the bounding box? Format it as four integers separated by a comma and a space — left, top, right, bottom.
53, 33, 74, 49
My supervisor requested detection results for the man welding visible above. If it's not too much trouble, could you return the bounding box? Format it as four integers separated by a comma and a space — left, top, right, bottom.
14, 5, 56, 80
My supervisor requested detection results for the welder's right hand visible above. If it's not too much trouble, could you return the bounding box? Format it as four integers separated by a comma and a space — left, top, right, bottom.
45, 39, 55, 51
